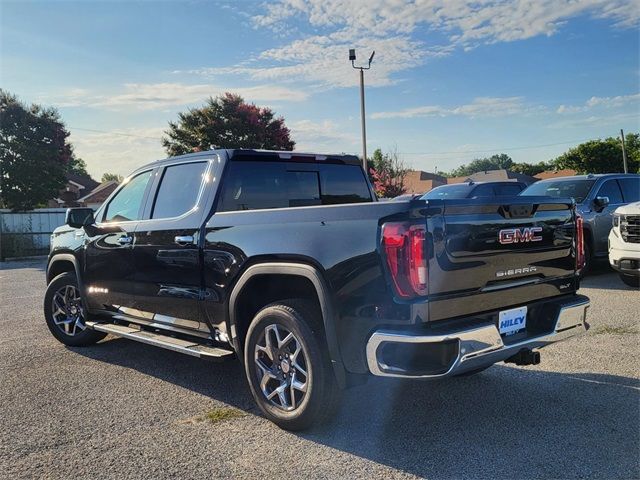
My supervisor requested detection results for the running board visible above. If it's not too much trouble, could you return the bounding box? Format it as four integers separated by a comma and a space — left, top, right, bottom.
85, 321, 234, 360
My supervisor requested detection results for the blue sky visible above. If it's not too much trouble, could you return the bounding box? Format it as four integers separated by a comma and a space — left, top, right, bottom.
1, 0, 639, 178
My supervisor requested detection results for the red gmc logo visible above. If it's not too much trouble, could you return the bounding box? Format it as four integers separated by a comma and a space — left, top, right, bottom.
498, 227, 543, 244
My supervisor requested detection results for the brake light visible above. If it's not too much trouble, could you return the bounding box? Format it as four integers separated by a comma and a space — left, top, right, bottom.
576, 214, 585, 270
382, 222, 428, 298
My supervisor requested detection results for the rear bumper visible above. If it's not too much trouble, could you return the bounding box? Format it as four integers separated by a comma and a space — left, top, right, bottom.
366, 295, 590, 378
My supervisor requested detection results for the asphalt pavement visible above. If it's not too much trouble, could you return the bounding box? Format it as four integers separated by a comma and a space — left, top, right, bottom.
0, 260, 638, 479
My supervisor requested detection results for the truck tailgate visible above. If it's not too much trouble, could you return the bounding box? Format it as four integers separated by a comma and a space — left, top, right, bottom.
427, 196, 578, 321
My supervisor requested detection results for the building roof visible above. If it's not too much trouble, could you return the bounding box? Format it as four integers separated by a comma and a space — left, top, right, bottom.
403, 170, 447, 194
66, 172, 100, 192
467, 169, 537, 184
78, 180, 119, 203
534, 168, 578, 180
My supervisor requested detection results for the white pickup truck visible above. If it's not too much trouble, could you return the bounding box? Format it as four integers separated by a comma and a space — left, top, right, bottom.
609, 201, 640, 287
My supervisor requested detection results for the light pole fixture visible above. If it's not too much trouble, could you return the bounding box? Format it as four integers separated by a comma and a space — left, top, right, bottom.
350, 48, 375, 172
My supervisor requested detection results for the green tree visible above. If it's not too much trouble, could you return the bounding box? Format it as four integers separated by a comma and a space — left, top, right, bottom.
101, 172, 123, 183
511, 161, 552, 176
68, 155, 89, 176
369, 147, 408, 198
0, 90, 71, 210
162, 93, 295, 156
445, 153, 514, 177
553, 134, 639, 174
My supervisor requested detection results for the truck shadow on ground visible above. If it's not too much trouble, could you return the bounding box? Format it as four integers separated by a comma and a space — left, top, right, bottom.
76, 339, 639, 479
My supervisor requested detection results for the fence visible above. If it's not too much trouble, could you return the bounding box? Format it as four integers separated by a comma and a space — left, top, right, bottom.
0, 209, 67, 260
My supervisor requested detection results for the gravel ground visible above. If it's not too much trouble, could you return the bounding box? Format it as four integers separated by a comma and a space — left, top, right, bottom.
0, 260, 638, 479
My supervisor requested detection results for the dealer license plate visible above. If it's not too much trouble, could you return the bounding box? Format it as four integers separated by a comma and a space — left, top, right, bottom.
498, 306, 527, 336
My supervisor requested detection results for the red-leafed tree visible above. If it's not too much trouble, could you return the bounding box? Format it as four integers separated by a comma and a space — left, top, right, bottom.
162, 93, 295, 156
368, 147, 408, 198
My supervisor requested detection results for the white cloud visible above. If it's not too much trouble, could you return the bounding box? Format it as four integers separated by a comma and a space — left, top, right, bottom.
556, 92, 640, 113
182, 1, 638, 90
371, 96, 533, 119
48, 83, 309, 111
289, 119, 359, 151
69, 127, 165, 178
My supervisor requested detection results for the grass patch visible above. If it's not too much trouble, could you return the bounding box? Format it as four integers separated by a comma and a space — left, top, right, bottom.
204, 407, 245, 424
179, 406, 246, 425
593, 325, 638, 335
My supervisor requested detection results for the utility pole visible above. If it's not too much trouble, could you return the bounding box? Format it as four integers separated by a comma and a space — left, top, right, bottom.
350, 49, 375, 172
620, 129, 628, 174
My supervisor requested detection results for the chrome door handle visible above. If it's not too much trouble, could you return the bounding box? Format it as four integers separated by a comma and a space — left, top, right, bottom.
174, 235, 194, 246
117, 236, 133, 245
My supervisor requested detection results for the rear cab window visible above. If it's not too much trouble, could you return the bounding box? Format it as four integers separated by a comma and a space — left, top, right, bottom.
217, 161, 372, 212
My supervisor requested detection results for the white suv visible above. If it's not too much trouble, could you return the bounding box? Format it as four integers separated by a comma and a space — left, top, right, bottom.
609, 201, 640, 287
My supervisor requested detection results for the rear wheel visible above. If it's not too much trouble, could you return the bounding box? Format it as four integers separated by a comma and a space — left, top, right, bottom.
619, 273, 640, 288
244, 299, 340, 431
44, 272, 107, 346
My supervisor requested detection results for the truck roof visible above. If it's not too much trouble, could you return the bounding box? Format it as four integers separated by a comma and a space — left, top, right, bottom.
535, 173, 639, 183
142, 149, 361, 171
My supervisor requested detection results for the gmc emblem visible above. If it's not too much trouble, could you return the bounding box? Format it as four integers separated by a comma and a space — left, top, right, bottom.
498, 227, 543, 244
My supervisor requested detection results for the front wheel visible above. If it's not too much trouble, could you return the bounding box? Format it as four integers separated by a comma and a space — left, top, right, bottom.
244, 299, 340, 431
619, 273, 640, 288
44, 272, 107, 346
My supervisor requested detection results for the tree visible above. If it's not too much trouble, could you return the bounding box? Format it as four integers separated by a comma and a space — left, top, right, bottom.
369, 147, 408, 198
68, 155, 89, 176
101, 172, 123, 183
0, 90, 71, 210
445, 153, 514, 177
162, 93, 295, 156
553, 134, 639, 174
510, 161, 553, 176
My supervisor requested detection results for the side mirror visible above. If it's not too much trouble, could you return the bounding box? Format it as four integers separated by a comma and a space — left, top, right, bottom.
593, 196, 610, 211
66, 208, 95, 228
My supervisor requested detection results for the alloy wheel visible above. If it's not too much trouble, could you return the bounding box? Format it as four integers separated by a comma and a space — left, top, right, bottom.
51, 285, 86, 336
254, 324, 309, 411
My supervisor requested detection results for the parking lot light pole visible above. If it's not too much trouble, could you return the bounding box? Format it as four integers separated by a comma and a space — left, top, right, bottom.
350, 49, 375, 172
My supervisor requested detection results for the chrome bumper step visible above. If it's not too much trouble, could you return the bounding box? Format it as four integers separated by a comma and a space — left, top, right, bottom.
85, 321, 234, 360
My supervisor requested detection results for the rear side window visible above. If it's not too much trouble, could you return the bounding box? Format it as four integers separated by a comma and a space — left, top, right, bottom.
596, 180, 624, 204
495, 184, 524, 196
152, 162, 208, 219
218, 161, 371, 212
619, 177, 640, 202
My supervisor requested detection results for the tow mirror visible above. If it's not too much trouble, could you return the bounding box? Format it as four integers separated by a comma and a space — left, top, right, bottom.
593, 196, 609, 211
66, 208, 95, 229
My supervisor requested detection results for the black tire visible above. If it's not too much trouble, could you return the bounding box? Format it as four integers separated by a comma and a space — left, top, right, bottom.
454, 365, 492, 377
619, 273, 640, 288
243, 299, 341, 431
44, 272, 107, 347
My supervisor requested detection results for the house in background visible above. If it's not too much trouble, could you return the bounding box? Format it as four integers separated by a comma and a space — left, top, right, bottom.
403, 170, 448, 194
533, 168, 578, 180
48, 173, 119, 209
77, 180, 119, 209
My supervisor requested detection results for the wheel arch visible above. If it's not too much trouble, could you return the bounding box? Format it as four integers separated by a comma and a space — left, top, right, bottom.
228, 262, 346, 387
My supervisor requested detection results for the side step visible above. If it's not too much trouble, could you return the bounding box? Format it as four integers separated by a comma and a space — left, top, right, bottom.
86, 321, 235, 360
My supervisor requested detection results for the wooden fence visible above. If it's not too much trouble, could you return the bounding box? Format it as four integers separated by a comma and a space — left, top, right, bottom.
0, 209, 67, 260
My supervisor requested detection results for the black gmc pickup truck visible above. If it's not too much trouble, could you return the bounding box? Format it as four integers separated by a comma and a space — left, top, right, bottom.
45, 149, 590, 430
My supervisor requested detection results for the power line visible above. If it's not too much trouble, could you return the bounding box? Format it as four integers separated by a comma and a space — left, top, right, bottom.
395, 139, 588, 156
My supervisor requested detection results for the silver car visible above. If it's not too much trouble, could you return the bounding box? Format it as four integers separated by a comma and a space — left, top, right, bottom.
520, 173, 640, 272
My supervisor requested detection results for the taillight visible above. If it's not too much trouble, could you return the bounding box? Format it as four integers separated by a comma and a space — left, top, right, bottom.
576, 215, 585, 270
382, 222, 428, 298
